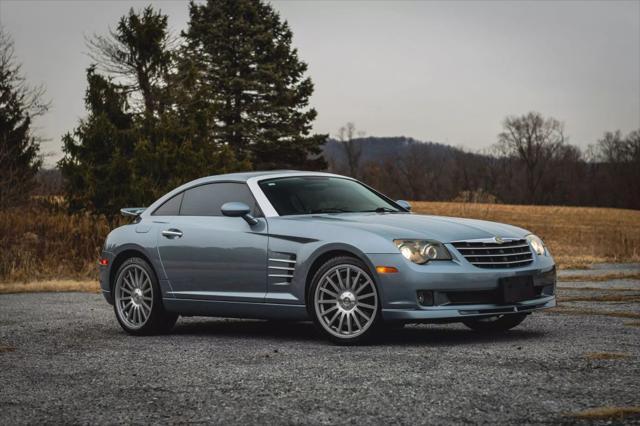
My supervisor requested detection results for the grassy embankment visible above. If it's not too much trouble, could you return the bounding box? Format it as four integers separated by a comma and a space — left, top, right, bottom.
1, 202, 639, 293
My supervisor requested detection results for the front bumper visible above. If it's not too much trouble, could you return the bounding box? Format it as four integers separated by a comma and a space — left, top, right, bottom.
99, 250, 114, 305
382, 295, 556, 321
367, 252, 556, 322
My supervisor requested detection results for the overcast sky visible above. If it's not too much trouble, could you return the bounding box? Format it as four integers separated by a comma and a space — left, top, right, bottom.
1, 0, 639, 166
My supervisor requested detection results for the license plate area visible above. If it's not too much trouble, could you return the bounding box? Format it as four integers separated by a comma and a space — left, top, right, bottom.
500, 276, 536, 303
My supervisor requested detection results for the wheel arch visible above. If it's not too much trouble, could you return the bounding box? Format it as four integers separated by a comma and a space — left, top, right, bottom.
302, 244, 380, 307
109, 245, 157, 293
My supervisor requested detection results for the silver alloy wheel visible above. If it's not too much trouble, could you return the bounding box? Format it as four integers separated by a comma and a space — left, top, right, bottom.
115, 264, 153, 329
314, 264, 378, 338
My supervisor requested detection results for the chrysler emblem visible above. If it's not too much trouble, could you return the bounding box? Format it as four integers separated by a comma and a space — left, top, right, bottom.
494, 236, 505, 244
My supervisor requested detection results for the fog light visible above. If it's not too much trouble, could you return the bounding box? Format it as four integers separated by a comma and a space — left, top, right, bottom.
417, 290, 434, 306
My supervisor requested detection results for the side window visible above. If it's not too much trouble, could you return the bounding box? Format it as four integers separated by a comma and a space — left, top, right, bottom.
152, 192, 183, 216
179, 183, 260, 216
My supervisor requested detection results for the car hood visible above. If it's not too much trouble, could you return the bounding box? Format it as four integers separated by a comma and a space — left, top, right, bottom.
287, 212, 530, 243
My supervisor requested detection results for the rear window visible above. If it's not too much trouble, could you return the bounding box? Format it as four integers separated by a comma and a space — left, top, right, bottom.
179, 182, 258, 216
152, 192, 183, 216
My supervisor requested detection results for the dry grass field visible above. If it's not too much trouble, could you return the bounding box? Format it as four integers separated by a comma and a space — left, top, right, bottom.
0, 205, 123, 284
0, 280, 99, 294
413, 202, 640, 269
0, 202, 638, 291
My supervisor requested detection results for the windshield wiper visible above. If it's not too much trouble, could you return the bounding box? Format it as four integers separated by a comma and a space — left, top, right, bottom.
310, 208, 351, 214
361, 207, 399, 213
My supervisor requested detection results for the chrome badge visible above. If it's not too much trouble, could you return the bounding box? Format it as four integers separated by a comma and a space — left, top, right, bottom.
494, 236, 505, 244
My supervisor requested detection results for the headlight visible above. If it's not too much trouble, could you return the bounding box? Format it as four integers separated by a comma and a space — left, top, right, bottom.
526, 234, 548, 256
393, 240, 452, 264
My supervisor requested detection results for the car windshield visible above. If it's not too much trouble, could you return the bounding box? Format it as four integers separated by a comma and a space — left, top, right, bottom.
258, 176, 403, 216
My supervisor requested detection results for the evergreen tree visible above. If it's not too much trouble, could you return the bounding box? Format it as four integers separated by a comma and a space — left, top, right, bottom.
60, 7, 246, 217
58, 67, 138, 215
88, 6, 172, 124
182, 0, 327, 169
0, 28, 47, 209
61, 2, 327, 216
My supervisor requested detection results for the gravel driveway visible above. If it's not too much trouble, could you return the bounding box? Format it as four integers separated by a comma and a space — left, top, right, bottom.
1, 265, 639, 425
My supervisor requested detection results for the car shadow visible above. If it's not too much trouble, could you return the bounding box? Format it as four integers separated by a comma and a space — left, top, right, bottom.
171, 318, 547, 347
172, 319, 321, 343
374, 325, 546, 347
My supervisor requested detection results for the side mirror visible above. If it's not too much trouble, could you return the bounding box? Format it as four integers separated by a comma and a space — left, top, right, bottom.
396, 200, 412, 211
221, 202, 258, 225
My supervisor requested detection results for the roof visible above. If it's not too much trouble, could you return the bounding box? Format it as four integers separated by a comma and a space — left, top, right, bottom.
140, 169, 350, 217
195, 169, 348, 183
203, 170, 302, 182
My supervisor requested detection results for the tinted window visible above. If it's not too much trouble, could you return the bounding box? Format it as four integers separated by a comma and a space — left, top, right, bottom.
180, 183, 258, 216
152, 192, 183, 216
259, 176, 401, 216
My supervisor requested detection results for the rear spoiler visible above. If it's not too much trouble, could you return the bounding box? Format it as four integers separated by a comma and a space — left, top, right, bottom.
120, 207, 146, 217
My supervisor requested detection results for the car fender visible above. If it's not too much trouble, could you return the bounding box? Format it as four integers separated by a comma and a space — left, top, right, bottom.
104, 226, 174, 297
295, 242, 386, 307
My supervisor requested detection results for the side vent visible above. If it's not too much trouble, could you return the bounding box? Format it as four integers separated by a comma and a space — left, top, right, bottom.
268, 252, 297, 286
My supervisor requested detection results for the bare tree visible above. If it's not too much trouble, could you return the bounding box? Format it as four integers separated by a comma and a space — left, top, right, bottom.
495, 112, 565, 203
588, 129, 640, 208
397, 143, 450, 200
336, 122, 363, 178
589, 130, 626, 163
590, 129, 640, 164
627, 129, 640, 163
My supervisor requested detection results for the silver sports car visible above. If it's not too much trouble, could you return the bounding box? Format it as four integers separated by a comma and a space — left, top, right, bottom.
99, 171, 556, 344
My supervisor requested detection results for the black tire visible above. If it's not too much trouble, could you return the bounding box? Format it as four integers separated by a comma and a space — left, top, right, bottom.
308, 256, 381, 345
112, 257, 178, 335
462, 313, 527, 332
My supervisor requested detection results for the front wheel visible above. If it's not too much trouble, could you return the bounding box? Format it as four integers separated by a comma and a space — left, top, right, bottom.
309, 257, 381, 345
113, 257, 178, 335
462, 313, 527, 332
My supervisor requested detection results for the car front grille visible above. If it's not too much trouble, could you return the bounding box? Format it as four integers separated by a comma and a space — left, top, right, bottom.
451, 238, 533, 269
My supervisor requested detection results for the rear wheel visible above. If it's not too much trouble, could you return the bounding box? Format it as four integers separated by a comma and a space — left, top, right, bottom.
113, 257, 178, 335
462, 313, 527, 332
310, 257, 380, 345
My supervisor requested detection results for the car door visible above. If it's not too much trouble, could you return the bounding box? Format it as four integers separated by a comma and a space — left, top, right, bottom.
155, 182, 268, 303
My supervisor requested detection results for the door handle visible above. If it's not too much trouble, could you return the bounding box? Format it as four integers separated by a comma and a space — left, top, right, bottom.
162, 229, 183, 239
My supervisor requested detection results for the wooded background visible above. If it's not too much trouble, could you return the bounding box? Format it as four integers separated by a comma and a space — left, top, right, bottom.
2, 0, 639, 218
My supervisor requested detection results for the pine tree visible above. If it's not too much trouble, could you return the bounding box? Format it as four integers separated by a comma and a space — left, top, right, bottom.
60, 2, 327, 217
58, 67, 138, 215
182, 0, 327, 170
60, 6, 247, 217
0, 28, 47, 209
88, 6, 173, 125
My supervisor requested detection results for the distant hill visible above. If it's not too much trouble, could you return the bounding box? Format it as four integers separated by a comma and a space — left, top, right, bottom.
322, 136, 470, 166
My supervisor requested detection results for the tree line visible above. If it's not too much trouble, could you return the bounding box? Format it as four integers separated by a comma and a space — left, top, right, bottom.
328, 118, 640, 209
1, 1, 638, 216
